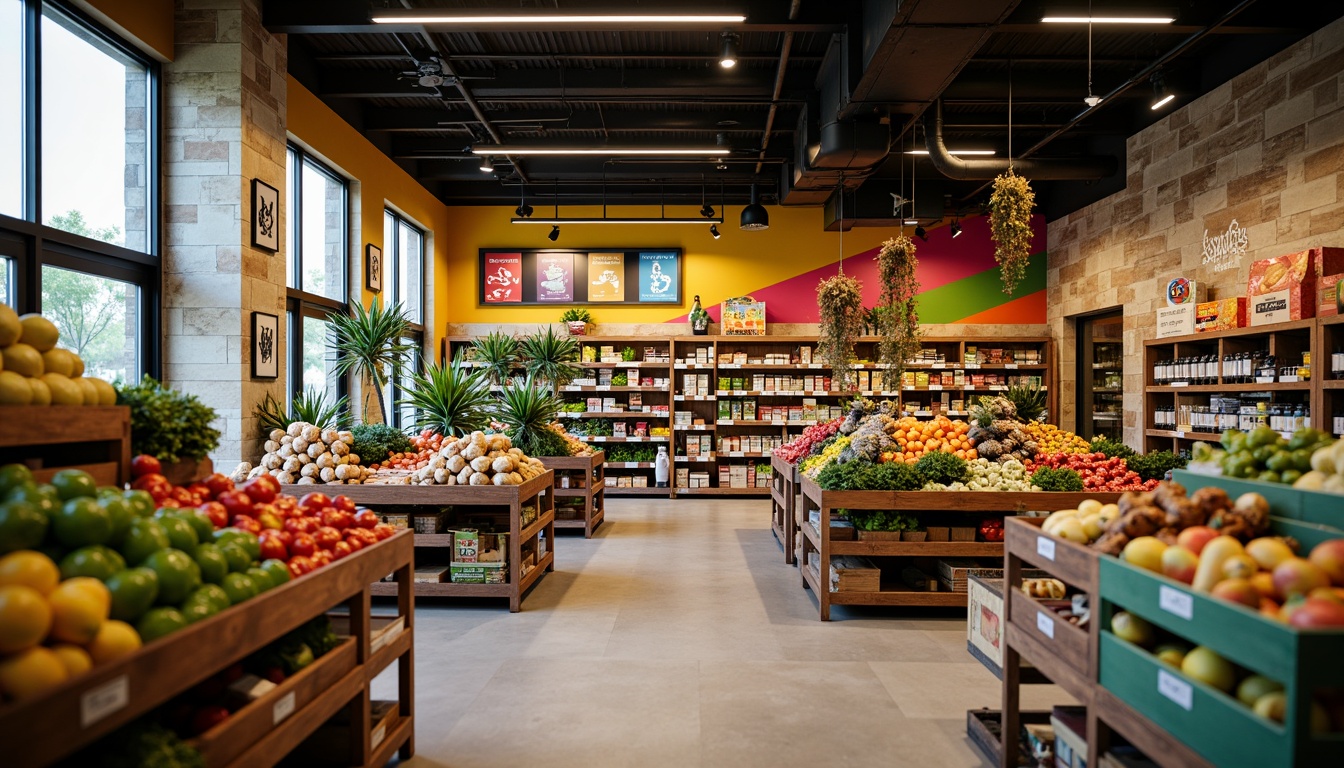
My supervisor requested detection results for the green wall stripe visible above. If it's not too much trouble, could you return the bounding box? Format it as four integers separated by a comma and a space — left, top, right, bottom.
915, 253, 1048, 324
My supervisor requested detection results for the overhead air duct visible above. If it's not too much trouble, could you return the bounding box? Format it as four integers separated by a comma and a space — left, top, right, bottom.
922, 101, 1117, 181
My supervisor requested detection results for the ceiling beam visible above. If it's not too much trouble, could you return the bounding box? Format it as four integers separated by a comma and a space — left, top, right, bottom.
320, 68, 812, 101
360, 106, 797, 133
314, 52, 826, 64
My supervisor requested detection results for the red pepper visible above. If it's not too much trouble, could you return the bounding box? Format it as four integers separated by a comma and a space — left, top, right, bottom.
979, 518, 1005, 542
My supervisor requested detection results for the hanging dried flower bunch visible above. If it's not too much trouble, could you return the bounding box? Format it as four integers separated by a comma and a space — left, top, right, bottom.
988, 168, 1036, 295
876, 235, 921, 377
816, 274, 864, 392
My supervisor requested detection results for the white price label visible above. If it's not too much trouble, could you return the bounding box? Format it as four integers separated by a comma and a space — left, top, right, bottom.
721, 363, 739, 369
372, 722, 387, 749
1159, 585, 1194, 620
1281, 376, 1299, 383
808, 364, 824, 369
965, 363, 980, 369
1036, 611, 1055, 639
81, 676, 129, 728
929, 384, 943, 391
932, 363, 945, 369
1036, 536, 1056, 561
1158, 669, 1194, 711
272, 690, 296, 724
1175, 431, 1186, 438
1005, 363, 1018, 369
596, 385, 610, 391
965, 385, 976, 391
1171, 381, 1189, 387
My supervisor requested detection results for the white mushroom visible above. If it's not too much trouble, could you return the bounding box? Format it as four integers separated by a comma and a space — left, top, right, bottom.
292, 437, 309, 453
321, 428, 341, 445
277, 471, 296, 485
247, 465, 266, 479
282, 456, 302, 473
319, 466, 336, 482
297, 476, 316, 485
306, 441, 326, 459
264, 440, 280, 454
269, 429, 287, 442
287, 422, 305, 438
278, 444, 295, 459
434, 468, 449, 484
330, 440, 349, 456
316, 453, 336, 470
297, 452, 312, 465
301, 425, 322, 443
469, 472, 490, 485
300, 463, 319, 478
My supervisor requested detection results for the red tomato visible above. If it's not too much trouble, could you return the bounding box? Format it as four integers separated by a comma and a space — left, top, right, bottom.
202, 473, 234, 498
372, 523, 396, 541
343, 533, 365, 552
289, 533, 316, 558
283, 517, 306, 535
130, 454, 162, 479
197, 502, 228, 528
274, 495, 298, 513
241, 475, 280, 504
310, 549, 333, 568
217, 490, 254, 519
298, 492, 331, 511
273, 529, 294, 547
353, 510, 379, 530
157, 499, 180, 509
321, 509, 354, 530
313, 526, 341, 550
349, 528, 378, 547
331, 540, 353, 560
231, 515, 262, 535
172, 486, 196, 506
333, 495, 356, 513
191, 705, 230, 736
186, 482, 211, 500
258, 535, 288, 561
287, 556, 315, 578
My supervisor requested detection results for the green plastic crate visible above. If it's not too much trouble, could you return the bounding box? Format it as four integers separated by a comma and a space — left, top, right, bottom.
1170, 470, 1344, 530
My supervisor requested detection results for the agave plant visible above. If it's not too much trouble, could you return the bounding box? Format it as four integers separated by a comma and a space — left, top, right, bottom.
493, 376, 571, 456
255, 388, 351, 436
326, 298, 416, 424
1004, 380, 1047, 422
398, 359, 492, 437
518, 325, 580, 387
471, 330, 520, 386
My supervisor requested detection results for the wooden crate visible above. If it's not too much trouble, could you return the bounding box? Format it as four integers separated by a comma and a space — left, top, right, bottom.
0, 405, 130, 486
1171, 469, 1344, 530
829, 556, 880, 592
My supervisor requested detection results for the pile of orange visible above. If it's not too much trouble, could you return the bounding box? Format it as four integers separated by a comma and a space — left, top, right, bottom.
882, 416, 978, 464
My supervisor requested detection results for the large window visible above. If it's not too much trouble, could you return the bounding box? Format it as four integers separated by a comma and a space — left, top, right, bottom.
383, 210, 426, 430
285, 144, 348, 406
0, 1, 158, 380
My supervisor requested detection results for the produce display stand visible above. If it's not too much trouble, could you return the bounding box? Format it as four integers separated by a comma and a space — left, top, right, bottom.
769, 452, 797, 563
796, 474, 1118, 620
337, 471, 556, 612
0, 530, 416, 768
0, 405, 131, 486
541, 452, 606, 537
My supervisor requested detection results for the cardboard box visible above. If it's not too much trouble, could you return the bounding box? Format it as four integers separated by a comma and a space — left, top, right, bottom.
1195, 297, 1246, 332
1319, 274, 1343, 318
450, 562, 505, 584
721, 297, 766, 335
1248, 250, 1315, 325
452, 529, 479, 563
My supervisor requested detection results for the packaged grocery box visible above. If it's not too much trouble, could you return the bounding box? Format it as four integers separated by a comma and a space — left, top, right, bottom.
1195, 297, 1246, 332
1319, 273, 1343, 317
721, 296, 766, 335
453, 529, 479, 562
1312, 246, 1344, 277
450, 562, 505, 584
1247, 250, 1316, 325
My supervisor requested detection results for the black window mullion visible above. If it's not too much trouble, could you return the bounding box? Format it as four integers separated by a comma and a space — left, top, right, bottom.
23, 0, 39, 228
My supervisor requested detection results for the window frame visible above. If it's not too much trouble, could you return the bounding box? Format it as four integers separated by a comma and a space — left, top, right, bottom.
0, 0, 161, 379
381, 209, 426, 431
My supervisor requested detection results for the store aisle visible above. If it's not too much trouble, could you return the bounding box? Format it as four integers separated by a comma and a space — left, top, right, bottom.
375, 499, 1068, 767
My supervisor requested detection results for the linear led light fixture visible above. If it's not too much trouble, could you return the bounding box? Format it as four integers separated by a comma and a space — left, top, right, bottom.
512, 217, 726, 225
474, 147, 723, 156
372, 10, 746, 26
1041, 15, 1174, 24
905, 149, 996, 156
1151, 93, 1176, 110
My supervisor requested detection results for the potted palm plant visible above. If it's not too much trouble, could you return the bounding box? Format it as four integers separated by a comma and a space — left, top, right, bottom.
255, 388, 352, 436
492, 376, 571, 456
519, 325, 581, 388
471, 330, 520, 387
559, 307, 593, 335
326, 298, 415, 424
398, 359, 493, 436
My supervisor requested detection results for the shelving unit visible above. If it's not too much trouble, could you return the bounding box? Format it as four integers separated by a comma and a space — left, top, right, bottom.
1317, 314, 1344, 436
0, 405, 131, 486
339, 472, 556, 611
0, 532, 416, 768
769, 453, 797, 563
1077, 311, 1124, 441
541, 452, 606, 537
1142, 319, 1316, 454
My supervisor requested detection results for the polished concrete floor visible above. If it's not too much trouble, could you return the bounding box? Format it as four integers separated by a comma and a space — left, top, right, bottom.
374, 499, 1069, 767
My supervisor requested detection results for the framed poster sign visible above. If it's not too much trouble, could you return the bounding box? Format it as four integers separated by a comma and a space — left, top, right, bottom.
477, 248, 682, 306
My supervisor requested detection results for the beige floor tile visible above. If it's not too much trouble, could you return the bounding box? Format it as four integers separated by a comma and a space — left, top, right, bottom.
869, 660, 1076, 719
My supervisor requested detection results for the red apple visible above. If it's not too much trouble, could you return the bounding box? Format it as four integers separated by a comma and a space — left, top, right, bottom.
130, 454, 162, 479
373, 523, 395, 541
1177, 526, 1219, 555
198, 501, 228, 529
1161, 545, 1200, 585
217, 490, 253, 519
274, 495, 297, 513
313, 526, 341, 550
203, 473, 234, 498
1288, 597, 1344, 628
353, 510, 379, 529
298, 492, 331, 511
1308, 539, 1344, 586
259, 535, 288, 561
287, 556, 315, 578
289, 533, 316, 558
231, 515, 261, 535
310, 549, 333, 568
333, 495, 356, 513
321, 508, 353, 530
241, 475, 280, 504
343, 534, 365, 552
171, 486, 196, 507
349, 528, 377, 547
186, 483, 211, 501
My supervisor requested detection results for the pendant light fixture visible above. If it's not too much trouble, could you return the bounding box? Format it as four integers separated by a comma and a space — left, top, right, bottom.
709, 224, 721, 239
1084, 12, 1101, 107
740, 183, 769, 231
719, 33, 740, 68
479, 156, 494, 173
548, 225, 560, 242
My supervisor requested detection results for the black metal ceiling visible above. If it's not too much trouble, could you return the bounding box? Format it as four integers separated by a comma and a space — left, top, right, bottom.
269, 0, 1344, 221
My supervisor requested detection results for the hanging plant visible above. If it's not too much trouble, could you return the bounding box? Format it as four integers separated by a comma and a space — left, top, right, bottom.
988, 168, 1037, 295
876, 235, 921, 377
816, 274, 864, 392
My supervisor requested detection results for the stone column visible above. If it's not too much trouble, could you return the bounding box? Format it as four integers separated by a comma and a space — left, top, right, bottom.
162, 0, 287, 469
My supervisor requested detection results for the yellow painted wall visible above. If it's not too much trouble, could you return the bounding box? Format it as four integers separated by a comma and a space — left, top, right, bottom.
77, 0, 174, 61
442, 204, 898, 325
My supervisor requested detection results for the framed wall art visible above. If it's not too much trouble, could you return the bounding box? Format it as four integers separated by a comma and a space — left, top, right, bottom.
366, 244, 383, 292
477, 248, 682, 306
251, 178, 280, 252
251, 311, 279, 379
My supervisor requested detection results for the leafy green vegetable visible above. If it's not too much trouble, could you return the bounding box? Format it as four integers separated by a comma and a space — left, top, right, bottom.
621, 347, 636, 362
1090, 435, 1136, 459
1030, 466, 1084, 491
846, 509, 917, 531
1126, 450, 1187, 482
611, 372, 629, 386
349, 423, 413, 465
83, 721, 204, 768
914, 451, 968, 485
607, 445, 658, 462
115, 376, 222, 463
817, 460, 923, 491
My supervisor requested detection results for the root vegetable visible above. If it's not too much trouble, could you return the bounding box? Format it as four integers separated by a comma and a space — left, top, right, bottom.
331, 441, 349, 456
447, 456, 466, 473
469, 472, 489, 485
269, 429, 286, 442
264, 440, 280, 453
321, 428, 340, 445
492, 456, 514, 473
301, 425, 321, 442
307, 442, 326, 459
320, 467, 336, 482
470, 456, 493, 473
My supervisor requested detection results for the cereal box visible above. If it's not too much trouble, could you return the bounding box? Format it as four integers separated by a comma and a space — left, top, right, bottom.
720, 296, 766, 336
1248, 250, 1316, 325
1195, 297, 1246, 332
1319, 273, 1343, 318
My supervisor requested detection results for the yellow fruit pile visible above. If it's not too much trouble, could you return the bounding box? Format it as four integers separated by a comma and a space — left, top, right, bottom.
0, 550, 140, 702
1023, 421, 1090, 454
0, 303, 117, 407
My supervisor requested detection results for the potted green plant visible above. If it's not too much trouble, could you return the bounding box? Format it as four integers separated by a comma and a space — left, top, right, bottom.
688, 295, 710, 335
398, 359, 493, 436
326, 297, 415, 424
560, 307, 593, 335
492, 376, 571, 456
471, 330, 520, 386
255, 388, 352, 436
519, 325, 581, 388
115, 376, 223, 483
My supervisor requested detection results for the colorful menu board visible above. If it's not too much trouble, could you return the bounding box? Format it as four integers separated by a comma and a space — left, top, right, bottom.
477, 248, 682, 305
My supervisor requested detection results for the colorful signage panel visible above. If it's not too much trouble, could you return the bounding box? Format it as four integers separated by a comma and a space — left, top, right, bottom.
482, 252, 522, 303
587, 253, 625, 302
535, 252, 575, 302
638, 252, 679, 302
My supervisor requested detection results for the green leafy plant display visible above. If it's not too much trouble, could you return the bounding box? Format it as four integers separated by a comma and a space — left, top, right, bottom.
816, 460, 922, 491
559, 307, 593, 325
607, 445, 658, 462
326, 298, 415, 424
914, 451, 968, 486
611, 372, 629, 386
115, 376, 222, 463
1004, 379, 1047, 422
847, 510, 919, 532
398, 359, 492, 437
1030, 466, 1084, 491
493, 376, 568, 456
255, 388, 352, 436
816, 274, 864, 392
471, 330, 519, 386
1126, 450, 1187, 482
348, 423, 413, 465
1090, 435, 1137, 459
621, 346, 637, 362
988, 169, 1036, 295
876, 235, 921, 377
519, 325, 581, 387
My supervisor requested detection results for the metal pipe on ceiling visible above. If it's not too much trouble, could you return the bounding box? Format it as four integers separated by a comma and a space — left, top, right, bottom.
755, 0, 802, 175
922, 100, 1116, 180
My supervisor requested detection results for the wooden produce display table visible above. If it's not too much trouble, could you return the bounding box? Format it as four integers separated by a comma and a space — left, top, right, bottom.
769, 453, 797, 564
0, 531, 416, 768
0, 405, 131, 486
338, 471, 556, 612
541, 452, 606, 537
797, 474, 1120, 621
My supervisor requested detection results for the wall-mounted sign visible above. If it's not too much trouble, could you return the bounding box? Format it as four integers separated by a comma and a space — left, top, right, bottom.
1155, 304, 1195, 338
1201, 219, 1248, 274
477, 248, 682, 306
1166, 277, 1198, 306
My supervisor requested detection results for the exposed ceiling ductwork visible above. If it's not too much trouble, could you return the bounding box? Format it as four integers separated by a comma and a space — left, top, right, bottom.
921, 101, 1118, 181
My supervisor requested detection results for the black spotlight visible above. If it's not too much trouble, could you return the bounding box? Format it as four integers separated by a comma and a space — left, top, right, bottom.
700, 203, 715, 218
740, 183, 769, 231
515, 203, 534, 218
548, 225, 560, 242
914, 225, 928, 242
950, 220, 962, 238
710, 224, 721, 239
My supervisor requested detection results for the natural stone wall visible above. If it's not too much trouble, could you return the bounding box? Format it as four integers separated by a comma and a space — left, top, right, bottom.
162, 0, 286, 468
1047, 17, 1344, 448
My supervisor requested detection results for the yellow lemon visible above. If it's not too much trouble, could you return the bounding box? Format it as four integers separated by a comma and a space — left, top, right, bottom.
90, 378, 117, 406
0, 550, 61, 594
0, 370, 34, 404
28, 376, 51, 405
41, 373, 82, 405
59, 577, 111, 613
0, 303, 20, 346
40, 348, 74, 377
0, 584, 53, 653
74, 377, 99, 406
0, 646, 68, 700
2, 342, 44, 377
69, 353, 84, 378
17, 314, 59, 352
51, 643, 94, 677
87, 620, 142, 665
48, 578, 109, 644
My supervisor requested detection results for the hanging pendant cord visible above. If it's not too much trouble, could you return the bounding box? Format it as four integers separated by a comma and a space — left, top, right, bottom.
1008, 60, 1014, 170
837, 181, 845, 274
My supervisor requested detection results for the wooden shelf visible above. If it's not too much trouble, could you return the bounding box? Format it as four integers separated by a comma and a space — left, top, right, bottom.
824, 539, 1003, 557
577, 361, 670, 367
801, 561, 968, 607
1145, 429, 1223, 441
557, 411, 670, 419
674, 486, 770, 496
1145, 382, 1311, 392
0, 405, 132, 486
1323, 379, 1344, 389
579, 435, 668, 442
605, 461, 654, 468
605, 486, 671, 496
561, 385, 665, 392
